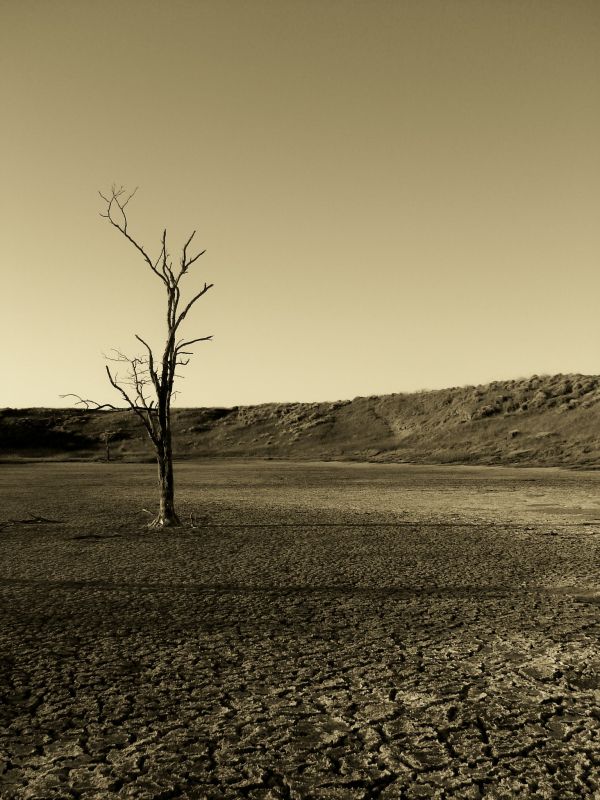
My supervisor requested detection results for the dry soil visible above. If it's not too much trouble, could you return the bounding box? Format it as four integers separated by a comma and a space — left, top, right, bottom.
0, 461, 599, 798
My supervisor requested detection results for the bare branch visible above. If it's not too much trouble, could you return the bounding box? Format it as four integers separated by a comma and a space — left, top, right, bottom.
105, 366, 136, 407
121, 186, 138, 209
134, 334, 160, 393
184, 248, 206, 270
103, 348, 134, 363
182, 230, 195, 253
105, 366, 160, 447
99, 186, 168, 285
174, 282, 214, 332
180, 231, 206, 273
59, 394, 119, 411
160, 229, 172, 283
175, 335, 213, 353
152, 234, 167, 275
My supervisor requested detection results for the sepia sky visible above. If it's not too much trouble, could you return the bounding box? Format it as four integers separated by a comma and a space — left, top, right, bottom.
2, 0, 600, 408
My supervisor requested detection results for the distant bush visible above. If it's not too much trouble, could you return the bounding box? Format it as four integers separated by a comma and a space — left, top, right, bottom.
472, 402, 502, 420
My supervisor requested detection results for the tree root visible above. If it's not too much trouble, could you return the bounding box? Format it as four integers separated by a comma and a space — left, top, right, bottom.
141, 509, 211, 529
147, 514, 182, 530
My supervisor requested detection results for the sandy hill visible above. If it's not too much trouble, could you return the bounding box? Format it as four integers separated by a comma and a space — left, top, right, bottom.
3, 374, 600, 467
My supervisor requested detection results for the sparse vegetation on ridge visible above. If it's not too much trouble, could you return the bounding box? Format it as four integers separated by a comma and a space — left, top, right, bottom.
3, 373, 600, 467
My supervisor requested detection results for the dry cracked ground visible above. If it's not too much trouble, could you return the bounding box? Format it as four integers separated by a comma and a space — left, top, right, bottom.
0, 461, 599, 799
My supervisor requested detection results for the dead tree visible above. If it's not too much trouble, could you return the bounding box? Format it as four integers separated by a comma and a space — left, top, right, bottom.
82, 186, 213, 528
102, 430, 117, 462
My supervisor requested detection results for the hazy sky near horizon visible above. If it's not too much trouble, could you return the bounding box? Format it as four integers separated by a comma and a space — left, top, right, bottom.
3, 0, 599, 408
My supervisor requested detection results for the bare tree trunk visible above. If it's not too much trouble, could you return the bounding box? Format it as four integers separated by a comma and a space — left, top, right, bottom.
151, 448, 180, 527
102, 431, 114, 462
149, 402, 180, 528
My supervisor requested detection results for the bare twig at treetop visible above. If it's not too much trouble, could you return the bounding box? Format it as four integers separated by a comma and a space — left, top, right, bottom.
64, 185, 213, 529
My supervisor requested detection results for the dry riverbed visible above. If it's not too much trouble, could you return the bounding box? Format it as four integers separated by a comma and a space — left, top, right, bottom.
0, 461, 599, 798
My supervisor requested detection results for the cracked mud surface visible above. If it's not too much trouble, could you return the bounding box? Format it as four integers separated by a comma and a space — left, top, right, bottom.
0, 461, 599, 798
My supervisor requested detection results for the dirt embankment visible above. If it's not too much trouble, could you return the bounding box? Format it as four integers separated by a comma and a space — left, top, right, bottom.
3, 373, 600, 467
